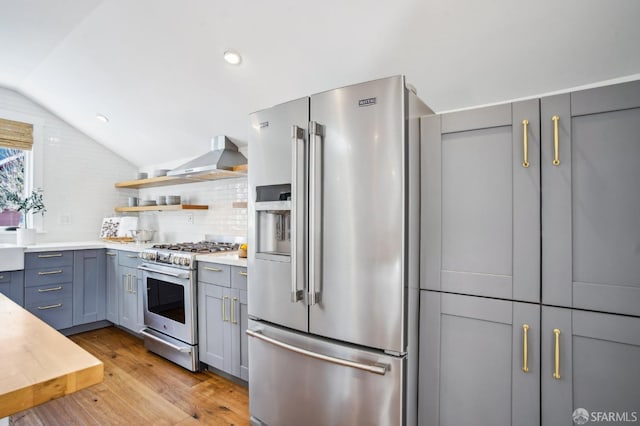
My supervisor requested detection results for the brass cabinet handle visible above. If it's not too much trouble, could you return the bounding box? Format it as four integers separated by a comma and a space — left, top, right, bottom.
553, 328, 561, 379
552, 115, 560, 166
238, 271, 248, 277
106, 252, 117, 256
222, 296, 228, 322
38, 303, 62, 310
131, 274, 136, 294
38, 286, 63, 293
0, 275, 3, 280
38, 253, 63, 258
522, 119, 530, 168
231, 296, 238, 324
38, 269, 63, 276
127, 254, 138, 258
522, 324, 530, 373
205, 267, 223, 272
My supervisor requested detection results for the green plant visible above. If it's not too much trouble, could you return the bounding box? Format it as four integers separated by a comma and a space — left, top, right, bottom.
2, 189, 46, 227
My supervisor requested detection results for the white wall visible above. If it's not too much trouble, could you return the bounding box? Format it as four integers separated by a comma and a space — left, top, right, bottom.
0, 87, 137, 243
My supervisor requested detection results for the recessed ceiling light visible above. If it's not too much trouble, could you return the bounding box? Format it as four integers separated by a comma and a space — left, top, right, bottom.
96, 114, 109, 123
223, 49, 242, 65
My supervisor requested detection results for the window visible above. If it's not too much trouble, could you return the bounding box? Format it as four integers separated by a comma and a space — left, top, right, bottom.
0, 147, 26, 227
0, 117, 33, 229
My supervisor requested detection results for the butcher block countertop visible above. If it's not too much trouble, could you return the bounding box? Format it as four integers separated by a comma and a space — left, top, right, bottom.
0, 294, 103, 418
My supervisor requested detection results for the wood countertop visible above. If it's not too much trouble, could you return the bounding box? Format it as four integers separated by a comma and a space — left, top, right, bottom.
0, 294, 103, 418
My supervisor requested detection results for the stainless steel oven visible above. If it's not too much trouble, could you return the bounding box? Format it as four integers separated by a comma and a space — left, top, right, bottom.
139, 259, 198, 371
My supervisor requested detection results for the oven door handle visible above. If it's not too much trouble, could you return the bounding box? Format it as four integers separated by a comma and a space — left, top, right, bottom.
138, 265, 190, 279
140, 329, 192, 353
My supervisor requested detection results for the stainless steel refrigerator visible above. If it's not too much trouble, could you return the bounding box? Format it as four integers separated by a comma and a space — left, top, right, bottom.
247, 75, 432, 426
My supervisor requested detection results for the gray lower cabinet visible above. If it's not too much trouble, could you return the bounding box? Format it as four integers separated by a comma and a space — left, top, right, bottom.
105, 250, 118, 323
541, 307, 640, 425
118, 251, 143, 333
198, 262, 248, 381
421, 99, 540, 303
542, 80, 640, 316
72, 249, 106, 325
418, 291, 540, 426
24, 251, 74, 329
0, 269, 24, 306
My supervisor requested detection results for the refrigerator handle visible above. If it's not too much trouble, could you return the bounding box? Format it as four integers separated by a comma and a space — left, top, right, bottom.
290, 125, 306, 303
308, 121, 323, 305
247, 329, 388, 375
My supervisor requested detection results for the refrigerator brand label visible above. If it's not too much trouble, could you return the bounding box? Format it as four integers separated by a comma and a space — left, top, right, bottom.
358, 97, 377, 107
259, 121, 269, 128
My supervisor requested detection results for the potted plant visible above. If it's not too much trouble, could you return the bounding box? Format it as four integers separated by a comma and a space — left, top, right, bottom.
3, 189, 46, 245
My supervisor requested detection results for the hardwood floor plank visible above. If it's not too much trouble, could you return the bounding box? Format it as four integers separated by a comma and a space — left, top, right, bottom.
10, 326, 249, 426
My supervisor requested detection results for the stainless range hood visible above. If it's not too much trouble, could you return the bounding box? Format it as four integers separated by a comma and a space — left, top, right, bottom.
167, 136, 247, 178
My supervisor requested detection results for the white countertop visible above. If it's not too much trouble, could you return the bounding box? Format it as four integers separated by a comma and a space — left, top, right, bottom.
19, 241, 247, 267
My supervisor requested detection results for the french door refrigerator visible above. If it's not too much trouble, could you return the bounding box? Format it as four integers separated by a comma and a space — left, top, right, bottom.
247, 76, 431, 426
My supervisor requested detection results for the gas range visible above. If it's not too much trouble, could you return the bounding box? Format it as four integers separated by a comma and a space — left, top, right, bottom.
139, 237, 242, 270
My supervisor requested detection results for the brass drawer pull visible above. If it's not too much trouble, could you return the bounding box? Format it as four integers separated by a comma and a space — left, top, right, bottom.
238, 271, 248, 277
38, 253, 63, 258
553, 328, 561, 379
231, 296, 238, 324
205, 267, 223, 272
552, 115, 560, 166
38, 269, 63, 276
38, 303, 62, 310
522, 324, 530, 373
0, 275, 4, 280
522, 119, 530, 168
38, 286, 63, 293
106, 252, 117, 256
127, 254, 138, 258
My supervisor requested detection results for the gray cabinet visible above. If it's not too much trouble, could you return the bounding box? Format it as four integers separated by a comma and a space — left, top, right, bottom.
105, 250, 118, 323
198, 262, 248, 381
0, 270, 24, 305
542, 80, 640, 316
24, 251, 74, 329
421, 99, 540, 302
541, 307, 640, 425
418, 291, 540, 426
72, 249, 106, 325
118, 251, 143, 333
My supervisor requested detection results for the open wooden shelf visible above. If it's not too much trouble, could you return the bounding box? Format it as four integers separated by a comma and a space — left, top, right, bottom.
115, 164, 248, 189
115, 204, 209, 212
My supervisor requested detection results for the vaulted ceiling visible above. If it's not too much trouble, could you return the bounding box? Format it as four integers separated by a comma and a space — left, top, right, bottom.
1, 0, 639, 167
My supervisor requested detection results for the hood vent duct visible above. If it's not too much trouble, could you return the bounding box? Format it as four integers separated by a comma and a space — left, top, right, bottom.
167, 136, 247, 179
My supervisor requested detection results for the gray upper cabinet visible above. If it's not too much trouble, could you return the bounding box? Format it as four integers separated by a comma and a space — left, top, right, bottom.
419, 291, 540, 426
541, 306, 640, 425
73, 249, 106, 326
421, 99, 540, 302
542, 80, 640, 315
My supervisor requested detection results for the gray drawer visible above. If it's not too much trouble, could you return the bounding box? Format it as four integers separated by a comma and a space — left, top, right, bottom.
26, 297, 73, 330
118, 251, 141, 268
25, 265, 73, 287
198, 262, 231, 287
231, 266, 248, 290
25, 251, 73, 269
25, 282, 73, 304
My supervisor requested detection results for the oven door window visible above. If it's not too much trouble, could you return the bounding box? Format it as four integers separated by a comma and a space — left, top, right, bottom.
147, 277, 185, 324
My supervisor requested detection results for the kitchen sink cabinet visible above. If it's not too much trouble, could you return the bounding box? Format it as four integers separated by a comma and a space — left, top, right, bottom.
72, 249, 106, 326
118, 251, 143, 333
0, 270, 24, 306
420, 99, 540, 303
541, 81, 640, 316
105, 250, 118, 323
198, 262, 248, 381
418, 291, 540, 426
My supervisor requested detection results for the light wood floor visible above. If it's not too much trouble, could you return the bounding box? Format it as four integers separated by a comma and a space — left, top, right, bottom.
10, 326, 249, 426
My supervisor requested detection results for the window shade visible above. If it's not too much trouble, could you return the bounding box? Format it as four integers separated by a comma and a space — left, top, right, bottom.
0, 117, 33, 151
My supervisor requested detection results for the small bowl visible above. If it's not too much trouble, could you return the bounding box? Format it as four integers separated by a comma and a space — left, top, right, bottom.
156, 196, 166, 205
136, 172, 148, 180
166, 195, 181, 205
152, 169, 170, 177
139, 200, 157, 206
